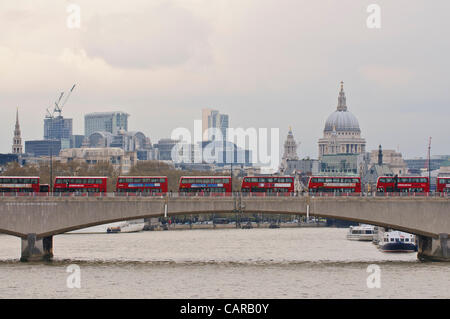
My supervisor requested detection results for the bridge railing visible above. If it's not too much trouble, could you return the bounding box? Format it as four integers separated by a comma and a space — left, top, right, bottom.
0, 191, 448, 198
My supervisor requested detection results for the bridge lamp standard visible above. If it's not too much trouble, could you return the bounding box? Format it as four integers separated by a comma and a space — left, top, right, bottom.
48, 143, 54, 193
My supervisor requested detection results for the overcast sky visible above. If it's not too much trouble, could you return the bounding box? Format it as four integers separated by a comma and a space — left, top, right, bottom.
1, 0, 449, 159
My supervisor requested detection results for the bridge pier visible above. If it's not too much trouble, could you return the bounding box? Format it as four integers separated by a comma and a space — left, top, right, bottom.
417, 234, 450, 262
20, 234, 53, 262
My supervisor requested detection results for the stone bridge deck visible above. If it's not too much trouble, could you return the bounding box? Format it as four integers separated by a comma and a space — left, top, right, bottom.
0, 196, 448, 238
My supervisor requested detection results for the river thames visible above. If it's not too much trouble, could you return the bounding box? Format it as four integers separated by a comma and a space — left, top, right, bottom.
0, 228, 449, 298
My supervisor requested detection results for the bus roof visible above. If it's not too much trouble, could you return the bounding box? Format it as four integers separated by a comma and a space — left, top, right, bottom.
180, 176, 231, 179
118, 176, 167, 178
244, 176, 293, 178
377, 176, 428, 179
309, 176, 360, 179
55, 176, 108, 179
0, 176, 40, 179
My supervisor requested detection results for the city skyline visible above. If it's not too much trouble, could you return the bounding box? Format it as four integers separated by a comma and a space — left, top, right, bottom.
1, 1, 449, 158
5, 82, 447, 161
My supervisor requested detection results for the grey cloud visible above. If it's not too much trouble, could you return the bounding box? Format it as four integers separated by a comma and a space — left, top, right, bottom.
82, 3, 211, 69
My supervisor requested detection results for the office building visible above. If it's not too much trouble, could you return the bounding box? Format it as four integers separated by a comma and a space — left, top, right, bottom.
154, 139, 179, 161
25, 140, 61, 157
59, 147, 137, 174
44, 117, 73, 141
84, 112, 129, 137
202, 109, 229, 142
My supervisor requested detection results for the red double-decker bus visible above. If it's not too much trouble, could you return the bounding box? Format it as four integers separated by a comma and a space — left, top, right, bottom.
116, 176, 168, 194
0, 176, 40, 193
307, 176, 361, 193
436, 177, 450, 193
179, 176, 232, 195
376, 176, 429, 193
241, 176, 294, 194
53, 176, 108, 193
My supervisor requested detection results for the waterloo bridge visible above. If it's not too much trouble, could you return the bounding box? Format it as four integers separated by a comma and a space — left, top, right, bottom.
0, 194, 448, 262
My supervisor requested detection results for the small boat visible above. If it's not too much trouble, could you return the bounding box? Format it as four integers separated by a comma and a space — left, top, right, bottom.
346, 224, 375, 241
379, 231, 417, 253
69, 222, 127, 234
107, 226, 121, 233
107, 221, 145, 234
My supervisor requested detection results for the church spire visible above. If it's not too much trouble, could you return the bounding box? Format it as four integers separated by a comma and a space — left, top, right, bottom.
12, 107, 23, 154
337, 81, 347, 112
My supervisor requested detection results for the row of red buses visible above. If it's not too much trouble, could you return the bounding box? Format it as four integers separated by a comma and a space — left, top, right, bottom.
0, 177, 40, 193
437, 177, 450, 193
376, 176, 430, 193
241, 176, 294, 194
3, 175, 442, 195
307, 176, 361, 193
179, 176, 232, 194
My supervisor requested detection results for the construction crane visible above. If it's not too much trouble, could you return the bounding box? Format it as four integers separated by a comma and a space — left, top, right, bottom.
46, 84, 76, 119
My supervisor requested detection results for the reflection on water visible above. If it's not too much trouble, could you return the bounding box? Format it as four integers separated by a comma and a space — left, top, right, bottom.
0, 228, 449, 298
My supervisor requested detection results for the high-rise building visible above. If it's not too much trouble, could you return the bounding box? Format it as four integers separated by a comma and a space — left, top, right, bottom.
70, 135, 85, 149
202, 108, 213, 141
12, 108, 23, 154
202, 109, 229, 141
44, 117, 73, 141
84, 112, 129, 137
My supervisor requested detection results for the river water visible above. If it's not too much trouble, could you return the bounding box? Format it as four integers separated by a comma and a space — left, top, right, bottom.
0, 228, 448, 298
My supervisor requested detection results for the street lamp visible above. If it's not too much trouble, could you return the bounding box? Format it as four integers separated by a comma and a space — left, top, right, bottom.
49, 142, 53, 193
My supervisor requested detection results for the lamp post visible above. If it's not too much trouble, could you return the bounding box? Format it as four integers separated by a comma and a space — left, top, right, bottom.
230, 161, 233, 194
428, 137, 432, 185
49, 143, 53, 193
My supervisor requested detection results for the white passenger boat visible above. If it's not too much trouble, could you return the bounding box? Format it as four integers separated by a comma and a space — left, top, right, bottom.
346, 224, 375, 241
379, 231, 417, 253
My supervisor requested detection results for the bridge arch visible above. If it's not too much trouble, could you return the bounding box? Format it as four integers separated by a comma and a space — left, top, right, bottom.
0, 196, 449, 261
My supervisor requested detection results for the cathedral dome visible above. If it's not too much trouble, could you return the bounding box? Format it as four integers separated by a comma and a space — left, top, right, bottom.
323, 82, 361, 133
324, 110, 360, 133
